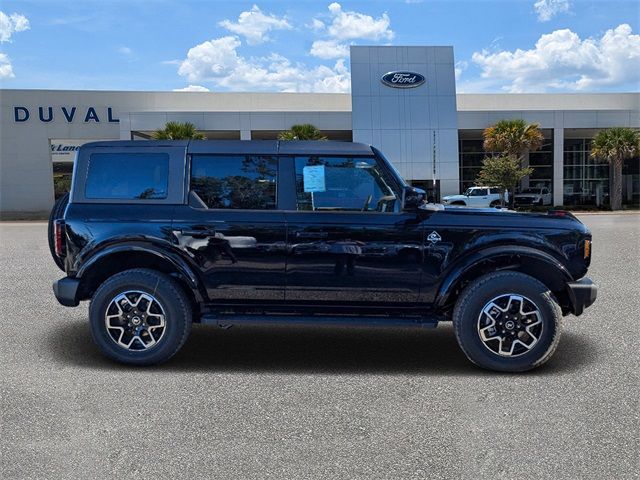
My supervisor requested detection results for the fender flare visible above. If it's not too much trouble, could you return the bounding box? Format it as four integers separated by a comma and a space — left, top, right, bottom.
435, 245, 574, 308
76, 243, 204, 300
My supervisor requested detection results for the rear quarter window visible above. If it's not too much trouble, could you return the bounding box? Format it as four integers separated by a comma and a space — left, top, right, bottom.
85, 153, 169, 199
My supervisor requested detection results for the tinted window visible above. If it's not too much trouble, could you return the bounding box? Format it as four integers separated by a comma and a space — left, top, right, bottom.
86, 153, 169, 199
468, 188, 487, 196
295, 156, 399, 212
489, 188, 500, 194
191, 155, 277, 209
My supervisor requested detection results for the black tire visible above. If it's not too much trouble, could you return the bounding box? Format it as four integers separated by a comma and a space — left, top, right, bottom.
48, 193, 69, 271
490, 200, 500, 208
453, 271, 562, 372
89, 268, 192, 365
450, 201, 466, 206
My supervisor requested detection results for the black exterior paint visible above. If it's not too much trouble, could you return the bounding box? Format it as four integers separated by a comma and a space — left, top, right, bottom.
55, 140, 596, 319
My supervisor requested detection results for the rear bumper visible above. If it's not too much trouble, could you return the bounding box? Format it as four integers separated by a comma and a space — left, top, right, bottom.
53, 277, 80, 307
567, 277, 597, 316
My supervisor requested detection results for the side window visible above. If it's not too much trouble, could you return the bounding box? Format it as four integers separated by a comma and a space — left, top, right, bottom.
542, 188, 549, 194
190, 155, 277, 209
85, 153, 169, 199
469, 188, 485, 196
489, 188, 500, 195
294, 156, 400, 212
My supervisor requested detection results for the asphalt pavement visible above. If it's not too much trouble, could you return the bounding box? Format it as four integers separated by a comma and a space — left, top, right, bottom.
1, 214, 638, 479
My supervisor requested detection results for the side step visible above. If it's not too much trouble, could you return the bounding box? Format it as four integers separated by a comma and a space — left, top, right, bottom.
200, 313, 439, 329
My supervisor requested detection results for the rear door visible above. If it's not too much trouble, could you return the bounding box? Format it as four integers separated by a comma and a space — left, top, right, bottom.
172, 149, 287, 303
283, 154, 423, 305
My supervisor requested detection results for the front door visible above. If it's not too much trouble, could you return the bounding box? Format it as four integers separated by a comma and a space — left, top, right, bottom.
172, 154, 286, 303
284, 155, 424, 305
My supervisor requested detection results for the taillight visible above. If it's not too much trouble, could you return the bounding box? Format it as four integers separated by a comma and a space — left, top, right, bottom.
54, 219, 66, 257
584, 239, 591, 259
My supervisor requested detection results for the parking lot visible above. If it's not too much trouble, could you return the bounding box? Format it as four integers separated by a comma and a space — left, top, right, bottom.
0, 214, 638, 479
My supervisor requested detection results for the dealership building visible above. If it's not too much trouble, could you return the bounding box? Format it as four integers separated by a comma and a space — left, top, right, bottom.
1, 45, 638, 216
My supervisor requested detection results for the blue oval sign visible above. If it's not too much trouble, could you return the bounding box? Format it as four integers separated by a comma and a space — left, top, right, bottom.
381, 71, 426, 88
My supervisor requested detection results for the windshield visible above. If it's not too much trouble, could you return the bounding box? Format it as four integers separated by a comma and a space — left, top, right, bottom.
520, 188, 539, 194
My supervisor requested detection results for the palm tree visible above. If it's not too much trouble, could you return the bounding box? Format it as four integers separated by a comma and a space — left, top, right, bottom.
482, 119, 544, 207
590, 127, 640, 210
278, 124, 327, 141
152, 121, 206, 140
483, 119, 544, 159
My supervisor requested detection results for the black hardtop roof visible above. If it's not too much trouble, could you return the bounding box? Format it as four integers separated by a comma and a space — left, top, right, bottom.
80, 140, 373, 156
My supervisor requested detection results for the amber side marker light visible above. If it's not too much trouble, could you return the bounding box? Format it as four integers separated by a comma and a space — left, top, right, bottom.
584, 239, 591, 259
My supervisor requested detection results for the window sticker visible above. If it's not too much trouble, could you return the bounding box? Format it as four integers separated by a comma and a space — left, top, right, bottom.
303, 165, 326, 192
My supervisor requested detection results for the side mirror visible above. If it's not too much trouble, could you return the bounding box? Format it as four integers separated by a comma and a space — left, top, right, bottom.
403, 186, 426, 211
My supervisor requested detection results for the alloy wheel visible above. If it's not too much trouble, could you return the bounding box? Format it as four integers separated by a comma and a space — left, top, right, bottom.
104, 290, 166, 351
477, 294, 543, 357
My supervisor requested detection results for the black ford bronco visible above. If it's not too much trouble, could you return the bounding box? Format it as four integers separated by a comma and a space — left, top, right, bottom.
50, 140, 597, 372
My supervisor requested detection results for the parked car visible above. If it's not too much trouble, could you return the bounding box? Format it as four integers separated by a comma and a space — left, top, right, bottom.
50, 140, 597, 372
515, 187, 552, 206
442, 186, 506, 208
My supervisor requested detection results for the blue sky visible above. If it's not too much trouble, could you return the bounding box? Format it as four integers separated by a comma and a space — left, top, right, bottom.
0, 0, 638, 93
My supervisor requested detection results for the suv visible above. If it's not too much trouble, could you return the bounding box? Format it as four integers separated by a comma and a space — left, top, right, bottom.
442, 187, 506, 208
50, 140, 597, 372
515, 187, 552, 206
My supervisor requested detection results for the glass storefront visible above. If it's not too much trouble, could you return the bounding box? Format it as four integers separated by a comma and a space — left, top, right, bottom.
528, 137, 553, 189
459, 131, 553, 194
563, 138, 610, 206
458, 138, 489, 194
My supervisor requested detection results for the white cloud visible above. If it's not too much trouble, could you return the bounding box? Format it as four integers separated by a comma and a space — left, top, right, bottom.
308, 18, 325, 32
534, 0, 570, 22
324, 2, 393, 41
118, 46, 133, 56
219, 4, 291, 45
0, 52, 14, 78
0, 11, 29, 43
471, 24, 640, 92
177, 36, 350, 93
310, 39, 350, 60
173, 85, 210, 92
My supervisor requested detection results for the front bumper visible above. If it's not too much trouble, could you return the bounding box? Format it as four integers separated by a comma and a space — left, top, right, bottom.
53, 277, 80, 307
567, 277, 598, 316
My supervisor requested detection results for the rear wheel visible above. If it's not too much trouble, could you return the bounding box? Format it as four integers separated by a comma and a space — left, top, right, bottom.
89, 269, 192, 365
453, 271, 562, 372
450, 201, 466, 206
489, 200, 501, 208
47, 193, 69, 271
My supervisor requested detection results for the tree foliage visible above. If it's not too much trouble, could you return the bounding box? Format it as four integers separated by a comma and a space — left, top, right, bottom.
476, 156, 533, 206
278, 124, 328, 141
152, 121, 206, 140
480, 119, 544, 207
590, 127, 640, 210
483, 119, 544, 159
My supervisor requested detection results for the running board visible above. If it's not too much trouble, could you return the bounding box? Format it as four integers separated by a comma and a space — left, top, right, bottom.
200, 313, 438, 329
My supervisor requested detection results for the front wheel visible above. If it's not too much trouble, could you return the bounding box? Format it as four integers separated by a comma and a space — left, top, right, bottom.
89, 269, 192, 365
453, 271, 562, 372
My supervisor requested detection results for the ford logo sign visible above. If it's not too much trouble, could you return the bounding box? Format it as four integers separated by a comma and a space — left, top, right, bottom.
381, 71, 425, 88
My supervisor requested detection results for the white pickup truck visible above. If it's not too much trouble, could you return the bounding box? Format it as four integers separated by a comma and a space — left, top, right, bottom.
442, 186, 506, 208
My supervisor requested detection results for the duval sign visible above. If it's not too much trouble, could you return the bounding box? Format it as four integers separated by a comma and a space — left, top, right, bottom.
381, 71, 425, 88
13, 106, 119, 123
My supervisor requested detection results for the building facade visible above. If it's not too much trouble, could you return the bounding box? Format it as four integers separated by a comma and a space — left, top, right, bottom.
1, 46, 638, 216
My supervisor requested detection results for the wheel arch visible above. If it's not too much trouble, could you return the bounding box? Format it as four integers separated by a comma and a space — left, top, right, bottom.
435, 246, 574, 314
76, 245, 205, 314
